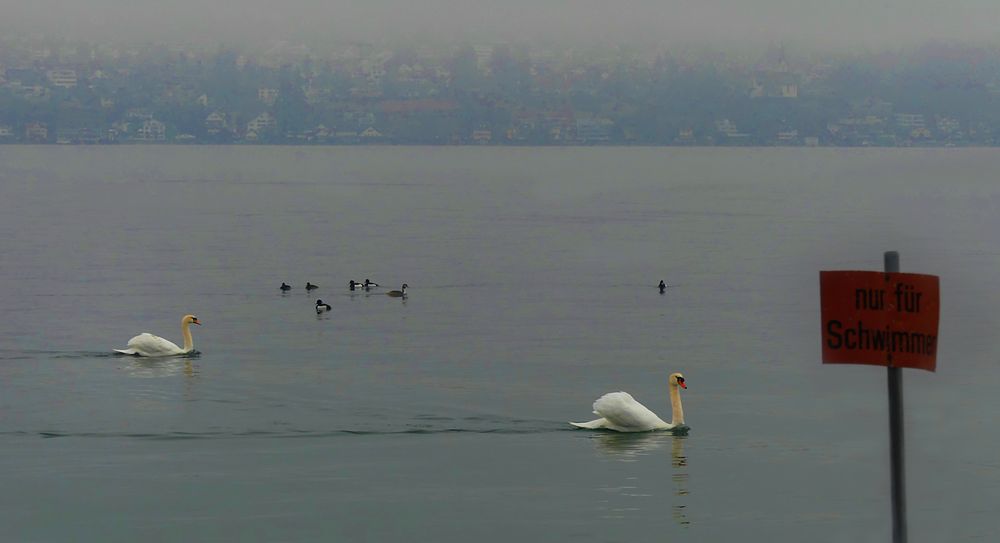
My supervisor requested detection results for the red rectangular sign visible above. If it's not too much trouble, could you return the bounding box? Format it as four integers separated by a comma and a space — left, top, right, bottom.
820, 270, 940, 371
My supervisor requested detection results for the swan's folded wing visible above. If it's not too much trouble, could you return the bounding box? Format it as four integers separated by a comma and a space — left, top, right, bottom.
592, 391, 664, 430
570, 418, 608, 429
123, 333, 181, 356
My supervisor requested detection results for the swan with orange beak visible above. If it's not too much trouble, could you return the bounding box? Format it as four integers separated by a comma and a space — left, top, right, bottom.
114, 314, 202, 357
571, 372, 687, 432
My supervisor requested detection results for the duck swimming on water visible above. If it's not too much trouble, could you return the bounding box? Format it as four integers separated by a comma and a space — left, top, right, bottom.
659, 280, 666, 293
280, 282, 291, 291
306, 282, 318, 290
315, 299, 332, 313
386, 284, 408, 297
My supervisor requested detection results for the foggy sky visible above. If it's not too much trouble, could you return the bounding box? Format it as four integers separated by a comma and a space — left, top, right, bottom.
2, 0, 999, 52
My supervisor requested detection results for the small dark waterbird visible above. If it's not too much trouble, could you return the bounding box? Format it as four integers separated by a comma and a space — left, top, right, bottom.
386, 283, 408, 297
306, 282, 318, 290
280, 282, 291, 291
315, 299, 332, 313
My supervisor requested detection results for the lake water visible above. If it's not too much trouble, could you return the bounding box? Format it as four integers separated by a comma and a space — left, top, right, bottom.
1, 146, 999, 542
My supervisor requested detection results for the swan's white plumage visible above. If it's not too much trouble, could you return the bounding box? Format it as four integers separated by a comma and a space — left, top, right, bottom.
114, 315, 200, 357
114, 333, 187, 357
571, 372, 686, 432
586, 391, 670, 431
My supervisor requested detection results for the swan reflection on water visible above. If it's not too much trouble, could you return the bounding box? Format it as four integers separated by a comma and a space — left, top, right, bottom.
591, 431, 690, 526
124, 356, 199, 379
591, 429, 687, 461
670, 435, 690, 526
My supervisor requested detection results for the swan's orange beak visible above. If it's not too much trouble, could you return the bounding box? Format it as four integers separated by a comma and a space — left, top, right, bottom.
192, 319, 201, 325
679, 381, 686, 389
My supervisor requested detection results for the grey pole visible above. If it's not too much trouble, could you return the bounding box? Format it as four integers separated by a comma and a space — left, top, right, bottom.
885, 250, 907, 543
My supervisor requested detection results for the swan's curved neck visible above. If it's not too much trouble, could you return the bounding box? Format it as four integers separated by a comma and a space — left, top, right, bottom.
181, 320, 194, 352
669, 384, 685, 426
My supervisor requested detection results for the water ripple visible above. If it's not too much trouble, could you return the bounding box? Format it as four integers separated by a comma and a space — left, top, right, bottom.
0, 349, 119, 360
3, 419, 578, 441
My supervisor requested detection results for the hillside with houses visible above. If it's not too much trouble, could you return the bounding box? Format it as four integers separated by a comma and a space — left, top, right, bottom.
2, 36, 1000, 146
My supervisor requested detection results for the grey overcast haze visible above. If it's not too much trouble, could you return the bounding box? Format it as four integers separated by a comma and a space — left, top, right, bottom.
2, 0, 999, 51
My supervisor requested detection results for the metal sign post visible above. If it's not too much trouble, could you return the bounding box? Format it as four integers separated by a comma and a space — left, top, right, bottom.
820, 251, 941, 543
884, 251, 906, 543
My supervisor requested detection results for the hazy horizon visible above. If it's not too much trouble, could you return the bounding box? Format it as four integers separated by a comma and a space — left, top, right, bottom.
3, 0, 1000, 53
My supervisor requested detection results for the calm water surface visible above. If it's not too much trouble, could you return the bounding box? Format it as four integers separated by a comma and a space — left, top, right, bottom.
1, 146, 999, 542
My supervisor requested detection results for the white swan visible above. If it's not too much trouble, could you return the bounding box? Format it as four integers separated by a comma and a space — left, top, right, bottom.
114, 314, 201, 357
571, 372, 687, 432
